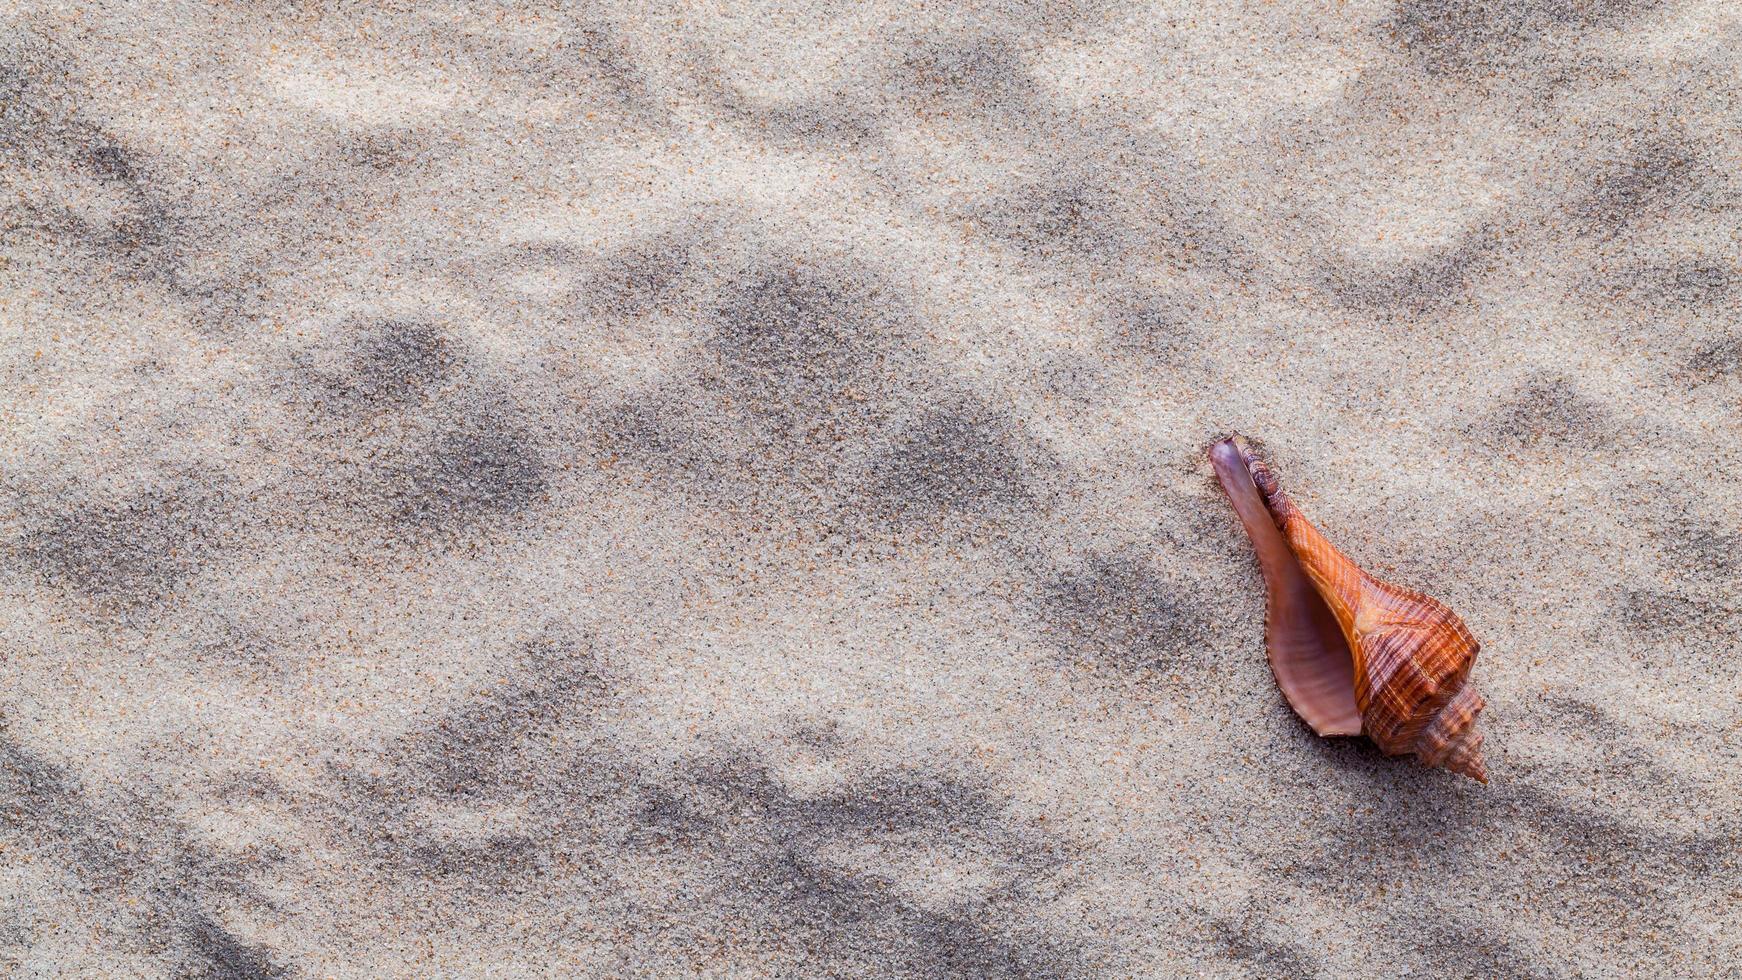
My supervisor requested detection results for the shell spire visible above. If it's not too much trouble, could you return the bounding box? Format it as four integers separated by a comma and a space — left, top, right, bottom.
1210, 434, 1490, 783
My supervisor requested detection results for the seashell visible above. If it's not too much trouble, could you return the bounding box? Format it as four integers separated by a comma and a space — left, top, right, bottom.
1209, 434, 1488, 782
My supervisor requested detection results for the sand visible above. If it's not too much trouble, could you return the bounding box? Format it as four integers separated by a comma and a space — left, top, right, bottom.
2, 1, 1739, 976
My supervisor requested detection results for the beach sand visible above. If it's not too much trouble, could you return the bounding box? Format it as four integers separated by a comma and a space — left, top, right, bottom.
2, 1, 1738, 976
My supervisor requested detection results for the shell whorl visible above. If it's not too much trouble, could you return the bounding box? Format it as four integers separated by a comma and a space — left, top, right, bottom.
1415, 685, 1488, 783
1344, 582, 1487, 782
1212, 435, 1490, 782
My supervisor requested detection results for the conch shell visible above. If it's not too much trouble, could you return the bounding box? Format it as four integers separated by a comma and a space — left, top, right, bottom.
1209, 434, 1488, 782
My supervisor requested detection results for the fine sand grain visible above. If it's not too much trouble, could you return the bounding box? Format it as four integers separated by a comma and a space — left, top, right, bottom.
2, 1, 1739, 976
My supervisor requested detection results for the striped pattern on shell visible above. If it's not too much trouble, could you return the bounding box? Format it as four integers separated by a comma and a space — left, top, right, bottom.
1218, 436, 1489, 783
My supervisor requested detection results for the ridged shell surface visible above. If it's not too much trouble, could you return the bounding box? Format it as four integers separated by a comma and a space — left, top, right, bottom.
1216, 435, 1489, 782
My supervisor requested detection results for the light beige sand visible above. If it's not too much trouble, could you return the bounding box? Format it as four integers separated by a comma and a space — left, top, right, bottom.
2, 1, 1739, 976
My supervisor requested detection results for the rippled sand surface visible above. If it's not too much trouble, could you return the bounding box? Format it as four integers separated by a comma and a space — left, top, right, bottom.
3, 2, 1738, 976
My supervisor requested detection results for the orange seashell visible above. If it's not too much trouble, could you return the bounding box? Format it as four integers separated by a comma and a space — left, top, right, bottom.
1209, 434, 1489, 782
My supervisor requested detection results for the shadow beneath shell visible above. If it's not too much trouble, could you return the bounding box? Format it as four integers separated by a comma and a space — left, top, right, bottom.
1288, 729, 1498, 853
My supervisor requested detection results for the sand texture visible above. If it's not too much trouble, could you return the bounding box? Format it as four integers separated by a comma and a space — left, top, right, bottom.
2, 1, 1740, 976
